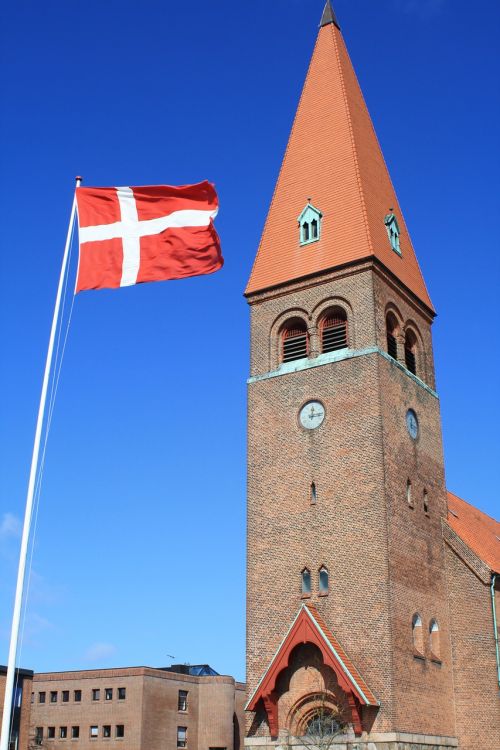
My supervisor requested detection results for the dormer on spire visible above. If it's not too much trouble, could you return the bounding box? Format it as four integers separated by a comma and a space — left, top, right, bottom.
320, 1, 340, 29
384, 209, 402, 255
298, 201, 323, 245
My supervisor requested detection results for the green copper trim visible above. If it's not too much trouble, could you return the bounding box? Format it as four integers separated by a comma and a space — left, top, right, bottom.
247, 346, 438, 399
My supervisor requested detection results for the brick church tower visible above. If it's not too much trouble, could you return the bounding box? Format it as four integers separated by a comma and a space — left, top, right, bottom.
245, 4, 458, 748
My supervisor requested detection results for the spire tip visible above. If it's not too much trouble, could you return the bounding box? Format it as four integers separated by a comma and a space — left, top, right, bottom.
320, 1, 340, 30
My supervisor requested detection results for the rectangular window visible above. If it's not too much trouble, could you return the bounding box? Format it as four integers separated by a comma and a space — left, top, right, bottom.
90, 726, 99, 738
35, 727, 43, 745
62, 690, 69, 703
177, 726, 187, 748
117, 687, 126, 700
60, 726, 68, 739
71, 726, 80, 739
38, 692, 46, 704
47, 727, 55, 739
105, 687, 113, 700
115, 725, 125, 738
178, 690, 188, 712
50, 691, 58, 703
31, 692, 34, 704
103, 726, 111, 738
74, 689, 82, 702
92, 688, 100, 701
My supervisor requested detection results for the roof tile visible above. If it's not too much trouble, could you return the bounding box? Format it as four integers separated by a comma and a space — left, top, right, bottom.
447, 490, 499, 573
246, 22, 433, 312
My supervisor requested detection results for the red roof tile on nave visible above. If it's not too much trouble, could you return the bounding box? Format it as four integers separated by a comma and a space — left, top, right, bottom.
447, 491, 500, 573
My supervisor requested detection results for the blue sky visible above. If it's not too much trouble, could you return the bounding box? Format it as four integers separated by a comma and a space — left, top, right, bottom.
0, 0, 498, 682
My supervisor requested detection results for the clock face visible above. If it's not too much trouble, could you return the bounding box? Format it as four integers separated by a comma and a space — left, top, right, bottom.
299, 401, 325, 430
406, 409, 419, 440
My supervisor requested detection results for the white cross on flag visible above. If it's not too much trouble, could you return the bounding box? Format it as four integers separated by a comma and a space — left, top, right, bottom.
75, 181, 223, 292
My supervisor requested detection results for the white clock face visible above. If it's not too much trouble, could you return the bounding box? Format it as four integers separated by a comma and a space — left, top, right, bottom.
406, 409, 419, 439
299, 401, 325, 430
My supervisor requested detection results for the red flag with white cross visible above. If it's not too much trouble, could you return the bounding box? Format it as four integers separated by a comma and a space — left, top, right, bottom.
75, 180, 223, 292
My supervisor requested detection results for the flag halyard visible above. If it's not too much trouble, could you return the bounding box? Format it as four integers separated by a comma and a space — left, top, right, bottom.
75, 180, 223, 292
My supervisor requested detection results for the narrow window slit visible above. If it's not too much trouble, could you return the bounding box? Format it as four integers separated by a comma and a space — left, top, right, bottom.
310, 482, 317, 504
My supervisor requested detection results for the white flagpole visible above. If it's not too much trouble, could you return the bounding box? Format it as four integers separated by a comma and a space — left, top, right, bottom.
0, 177, 82, 750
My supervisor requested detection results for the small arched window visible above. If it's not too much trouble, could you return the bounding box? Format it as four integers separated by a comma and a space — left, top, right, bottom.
423, 489, 429, 514
321, 308, 347, 353
412, 614, 424, 656
319, 566, 329, 595
429, 619, 441, 661
301, 568, 311, 595
406, 479, 413, 508
386, 313, 399, 360
282, 319, 308, 363
404, 329, 418, 375
311, 219, 318, 240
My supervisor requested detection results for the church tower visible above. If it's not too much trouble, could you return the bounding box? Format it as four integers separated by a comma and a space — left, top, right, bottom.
245, 4, 457, 748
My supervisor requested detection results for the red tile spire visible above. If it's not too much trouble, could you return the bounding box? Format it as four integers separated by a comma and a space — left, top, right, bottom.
246, 8, 434, 312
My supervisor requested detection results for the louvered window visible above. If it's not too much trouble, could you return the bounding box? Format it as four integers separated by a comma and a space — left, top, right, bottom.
405, 346, 416, 375
282, 323, 308, 362
387, 332, 397, 359
386, 313, 399, 359
321, 312, 347, 353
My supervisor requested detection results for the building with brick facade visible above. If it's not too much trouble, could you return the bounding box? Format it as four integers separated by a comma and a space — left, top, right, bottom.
0, 667, 33, 750
244, 3, 499, 750
27, 665, 244, 750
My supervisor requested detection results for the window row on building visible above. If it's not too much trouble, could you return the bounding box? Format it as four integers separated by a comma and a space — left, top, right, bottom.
412, 615, 441, 661
301, 566, 329, 596
406, 480, 430, 514
34, 724, 125, 742
33, 687, 126, 704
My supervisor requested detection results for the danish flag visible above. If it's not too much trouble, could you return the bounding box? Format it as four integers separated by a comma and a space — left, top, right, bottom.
75, 181, 223, 292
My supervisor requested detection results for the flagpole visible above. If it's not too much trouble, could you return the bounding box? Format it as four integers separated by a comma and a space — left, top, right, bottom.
0, 177, 81, 750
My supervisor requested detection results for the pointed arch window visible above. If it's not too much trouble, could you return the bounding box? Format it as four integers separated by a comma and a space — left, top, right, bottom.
404, 329, 418, 375
319, 566, 329, 595
429, 619, 441, 661
301, 568, 311, 596
282, 319, 309, 363
298, 202, 323, 246
386, 313, 399, 360
412, 614, 424, 657
321, 308, 347, 353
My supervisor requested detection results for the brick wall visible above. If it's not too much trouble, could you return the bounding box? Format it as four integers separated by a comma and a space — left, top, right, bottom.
29, 667, 244, 750
246, 265, 456, 738
445, 542, 500, 749
0, 668, 33, 750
